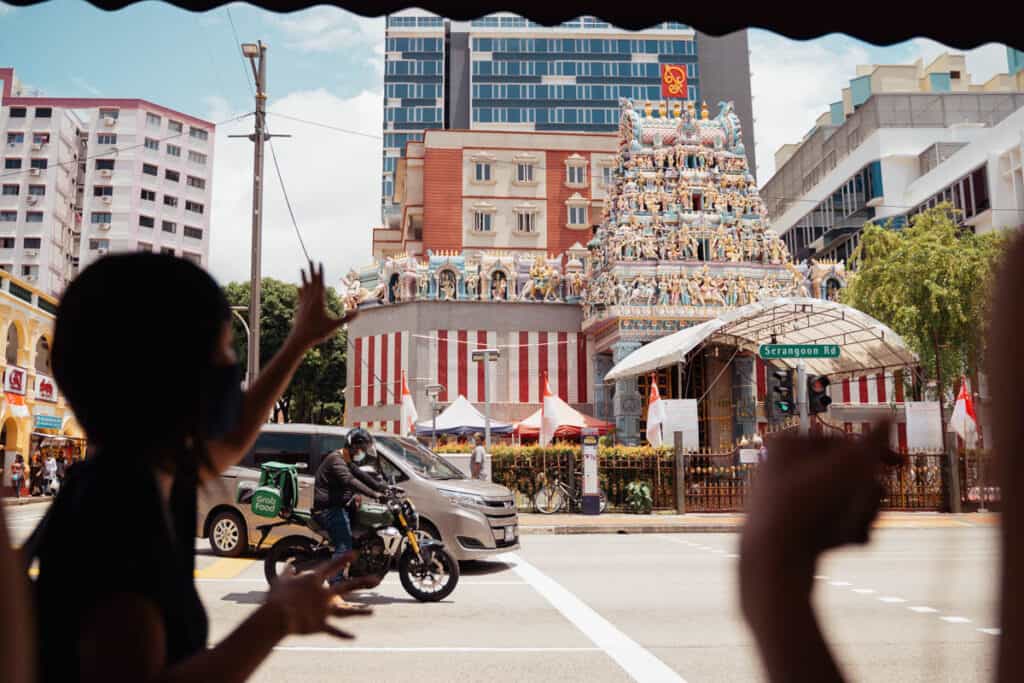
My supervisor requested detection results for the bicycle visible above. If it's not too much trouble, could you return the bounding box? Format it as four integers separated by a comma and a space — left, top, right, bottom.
532, 471, 608, 514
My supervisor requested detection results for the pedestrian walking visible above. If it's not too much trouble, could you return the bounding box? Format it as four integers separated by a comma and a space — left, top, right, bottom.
29, 454, 42, 496
10, 455, 24, 499
29, 254, 374, 683
43, 454, 57, 496
55, 454, 66, 485
471, 433, 487, 480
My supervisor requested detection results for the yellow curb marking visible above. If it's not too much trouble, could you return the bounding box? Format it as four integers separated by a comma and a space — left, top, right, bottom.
194, 557, 254, 579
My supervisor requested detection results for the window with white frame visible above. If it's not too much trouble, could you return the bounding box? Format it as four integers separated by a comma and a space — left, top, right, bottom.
474, 162, 492, 183
188, 151, 207, 165
473, 211, 493, 232
565, 193, 589, 227
166, 144, 181, 157
515, 210, 537, 234
602, 165, 614, 187
565, 154, 587, 187
146, 112, 162, 127
144, 138, 159, 151
516, 163, 534, 183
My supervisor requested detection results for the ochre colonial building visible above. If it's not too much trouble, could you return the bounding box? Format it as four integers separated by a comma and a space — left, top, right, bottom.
0, 270, 83, 493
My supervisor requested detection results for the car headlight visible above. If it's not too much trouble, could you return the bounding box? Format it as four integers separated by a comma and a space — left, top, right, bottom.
438, 488, 485, 508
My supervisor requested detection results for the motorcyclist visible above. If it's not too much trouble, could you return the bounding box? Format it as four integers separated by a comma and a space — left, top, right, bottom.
312, 428, 387, 607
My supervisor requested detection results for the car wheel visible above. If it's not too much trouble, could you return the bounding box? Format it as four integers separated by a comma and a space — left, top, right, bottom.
209, 510, 247, 557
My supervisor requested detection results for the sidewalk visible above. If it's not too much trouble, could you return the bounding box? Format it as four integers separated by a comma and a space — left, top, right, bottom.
3, 496, 51, 507
517, 511, 1000, 535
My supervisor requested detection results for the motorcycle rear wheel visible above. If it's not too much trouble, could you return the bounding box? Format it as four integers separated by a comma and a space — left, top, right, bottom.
264, 535, 322, 585
398, 546, 459, 602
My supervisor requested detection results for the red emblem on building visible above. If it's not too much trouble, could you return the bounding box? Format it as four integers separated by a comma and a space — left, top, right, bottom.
660, 64, 689, 99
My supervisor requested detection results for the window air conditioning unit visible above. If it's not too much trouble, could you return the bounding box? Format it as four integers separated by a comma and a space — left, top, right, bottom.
31, 143, 42, 151
99, 169, 112, 177
25, 250, 38, 258
26, 275, 37, 282
103, 117, 116, 127
97, 223, 111, 231
102, 196, 112, 205
29, 168, 41, 176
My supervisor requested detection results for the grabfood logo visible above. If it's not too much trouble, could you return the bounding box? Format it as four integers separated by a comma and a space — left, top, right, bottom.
252, 491, 280, 516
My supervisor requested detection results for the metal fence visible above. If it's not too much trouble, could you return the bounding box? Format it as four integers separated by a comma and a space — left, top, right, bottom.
880, 452, 944, 510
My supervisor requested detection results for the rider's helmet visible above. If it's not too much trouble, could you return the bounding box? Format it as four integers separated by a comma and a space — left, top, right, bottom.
346, 427, 376, 464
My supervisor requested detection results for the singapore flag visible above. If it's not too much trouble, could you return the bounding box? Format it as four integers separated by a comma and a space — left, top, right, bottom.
540, 374, 559, 447
646, 374, 667, 447
400, 372, 418, 437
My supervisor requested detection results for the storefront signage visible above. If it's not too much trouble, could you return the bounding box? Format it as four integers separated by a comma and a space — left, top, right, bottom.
759, 344, 841, 359
35, 374, 57, 402
34, 414, 62, 430
3, 366, 26, 395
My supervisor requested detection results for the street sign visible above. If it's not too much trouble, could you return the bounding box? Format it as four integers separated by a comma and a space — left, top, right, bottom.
759, 344, 841, 359
33, 414, 62, 430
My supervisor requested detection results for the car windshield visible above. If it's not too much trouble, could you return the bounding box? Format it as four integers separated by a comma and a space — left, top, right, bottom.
376, 437, 466, 481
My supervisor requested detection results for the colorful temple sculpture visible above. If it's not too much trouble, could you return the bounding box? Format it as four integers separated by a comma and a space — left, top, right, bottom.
346, 98, 849, 445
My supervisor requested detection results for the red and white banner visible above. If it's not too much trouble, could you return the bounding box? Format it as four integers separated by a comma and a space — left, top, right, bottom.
646, 373, 666, 447
948, 376, 979, 449
400, 371, 418, 437
4, 392, 28, 418
540, 374, 558, 447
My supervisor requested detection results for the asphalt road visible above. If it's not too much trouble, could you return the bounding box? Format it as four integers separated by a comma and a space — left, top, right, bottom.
6, 504, 1000, 682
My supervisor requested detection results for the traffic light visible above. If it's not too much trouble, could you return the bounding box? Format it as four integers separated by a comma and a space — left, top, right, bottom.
807, 374, 832, 414
771, 369, 795, 417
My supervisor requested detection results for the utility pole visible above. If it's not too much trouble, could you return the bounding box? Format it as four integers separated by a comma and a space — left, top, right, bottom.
230, 41, 289, 385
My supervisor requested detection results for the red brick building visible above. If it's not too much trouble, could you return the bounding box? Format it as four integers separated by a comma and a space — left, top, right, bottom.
372, 129, 618, 261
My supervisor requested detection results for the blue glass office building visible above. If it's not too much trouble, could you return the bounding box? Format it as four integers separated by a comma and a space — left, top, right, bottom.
382, 11, 754, 221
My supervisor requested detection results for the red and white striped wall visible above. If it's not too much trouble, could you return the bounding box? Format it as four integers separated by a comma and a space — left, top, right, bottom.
351, 331, 411, 436
431, 329, 592, 406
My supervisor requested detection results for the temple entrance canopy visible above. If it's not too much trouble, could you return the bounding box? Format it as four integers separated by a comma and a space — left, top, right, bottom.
605, 297, 918, 382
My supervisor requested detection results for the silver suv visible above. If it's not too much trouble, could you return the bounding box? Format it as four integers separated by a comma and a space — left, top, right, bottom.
196, 424, 519, 562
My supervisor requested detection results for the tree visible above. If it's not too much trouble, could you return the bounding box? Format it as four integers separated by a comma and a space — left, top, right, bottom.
842, 204, 1006, 447
224, 278, 347, 424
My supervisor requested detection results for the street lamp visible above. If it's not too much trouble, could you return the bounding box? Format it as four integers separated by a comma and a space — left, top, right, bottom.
471, 348, 500, 450
425, 383, 445, 451
230, 306, 251, 388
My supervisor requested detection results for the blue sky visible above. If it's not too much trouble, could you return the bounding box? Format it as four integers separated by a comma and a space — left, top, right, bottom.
0, 3, 1013, 284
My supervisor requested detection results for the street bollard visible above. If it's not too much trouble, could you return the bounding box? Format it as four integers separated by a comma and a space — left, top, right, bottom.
674, 431, 685, 515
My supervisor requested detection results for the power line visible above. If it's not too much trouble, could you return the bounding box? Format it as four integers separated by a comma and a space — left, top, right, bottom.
0, 112, 253, 183
267, 113, 383, 140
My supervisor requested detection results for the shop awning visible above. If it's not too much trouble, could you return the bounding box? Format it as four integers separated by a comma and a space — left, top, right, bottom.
605, 297, 919, 381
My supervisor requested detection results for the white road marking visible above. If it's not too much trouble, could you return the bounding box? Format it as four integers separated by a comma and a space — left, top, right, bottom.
829, 581, 851, 587
505, 552, 686, 683
879, 597, 906, 603
273, 646, 602, 653
941, 616, 971, 624
852, 589, 875, 594
978, 628, 1001, 636
908, 606, 939, 614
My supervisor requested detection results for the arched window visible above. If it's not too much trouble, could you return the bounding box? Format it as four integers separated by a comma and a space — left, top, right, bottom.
5, 324, 19, 366
35, 336, 51, 374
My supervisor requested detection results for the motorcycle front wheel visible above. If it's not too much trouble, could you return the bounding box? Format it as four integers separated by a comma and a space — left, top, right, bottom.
264, 535, 323, 585
398, 545, 460, 602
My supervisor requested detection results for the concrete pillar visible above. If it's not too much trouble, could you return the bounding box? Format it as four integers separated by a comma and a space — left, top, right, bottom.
592, 353, 614, 422
732, 354, 757, 443
611, 341, 643, 445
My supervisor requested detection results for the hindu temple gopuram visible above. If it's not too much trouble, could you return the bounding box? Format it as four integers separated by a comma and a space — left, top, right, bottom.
344, 97, 848, 445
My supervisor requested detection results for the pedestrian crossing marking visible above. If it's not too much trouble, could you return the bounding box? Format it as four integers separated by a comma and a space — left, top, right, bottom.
194, 557, 254, 579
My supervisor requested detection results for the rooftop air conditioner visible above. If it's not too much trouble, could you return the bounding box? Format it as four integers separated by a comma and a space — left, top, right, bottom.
25, 250, 38, 258
98, 223, 111, 231
102, 196, 112, 205
29, 168, 41, 176
103, 117, 116, 127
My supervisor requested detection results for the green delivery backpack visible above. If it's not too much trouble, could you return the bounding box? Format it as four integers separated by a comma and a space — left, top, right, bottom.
238, 461, 300, 519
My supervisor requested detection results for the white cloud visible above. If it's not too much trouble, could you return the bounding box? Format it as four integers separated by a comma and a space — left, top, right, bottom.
750, 31, 871, 183
70, 76, 102, 96
909, 38, 1009, 84
207, 88, 384, 287
270, 6, 384, 62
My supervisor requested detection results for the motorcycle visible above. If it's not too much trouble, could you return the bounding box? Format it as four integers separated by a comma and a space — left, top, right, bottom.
261, 484, 460, 603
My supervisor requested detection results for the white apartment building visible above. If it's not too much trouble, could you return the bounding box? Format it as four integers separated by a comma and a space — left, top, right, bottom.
0, 67, 215, 296
763, 54, 1024, 266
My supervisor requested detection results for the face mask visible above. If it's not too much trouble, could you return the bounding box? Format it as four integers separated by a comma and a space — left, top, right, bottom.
352, 450, 367, 463
201, 363, 243, 441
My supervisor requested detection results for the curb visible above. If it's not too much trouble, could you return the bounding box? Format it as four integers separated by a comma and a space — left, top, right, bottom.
521, 524, 740, 535
3, 498, 51, 507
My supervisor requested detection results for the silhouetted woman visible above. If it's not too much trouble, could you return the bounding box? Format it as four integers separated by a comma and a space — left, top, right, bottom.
33, 254, 371, 683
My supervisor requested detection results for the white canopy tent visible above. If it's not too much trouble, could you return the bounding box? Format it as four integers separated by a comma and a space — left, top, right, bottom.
415, 394, 514, 436
605, 298, 919, 381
